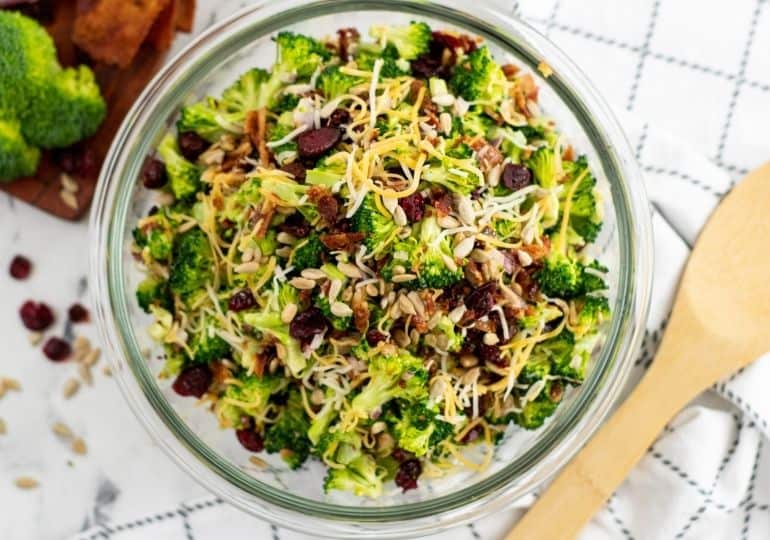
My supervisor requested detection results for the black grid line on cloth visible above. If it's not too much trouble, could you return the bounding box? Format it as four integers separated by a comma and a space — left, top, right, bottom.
634, 122, 650, 161
271, 524, 281, 540
716, 0, 765, 163
642, 165, 725, 197
741, 439, 764, 540
179, 508, 194, 540
605, 494, 635, 540
467, 522, 483, 540
628, 0, 660, 111
544, 0, 563, 37
715, 383, 769, 432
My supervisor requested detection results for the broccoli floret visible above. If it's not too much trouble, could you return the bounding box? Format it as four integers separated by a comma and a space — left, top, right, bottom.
518, 357, 551, 385
259, 176, 319, 223
350, 351, 428, 417
351, 193, 400, 255
168, 228, 214, 304
242, 311, 307, 376
257, 230, 279, 257
273, 93, 300, 114
389, 401, 453, 457
267, 122, 298, 165
518, 302, 563, 330
533, 329, 577, 378
446, 142, 473, 160
264, 389, 311, 469
21, 65, 106, 149
306, 156, 347, 187
383, 217, 463, 289
317, 429, 364, 466
318, 65, 361, 99
0, 117, 39, 181
526, 146, 558, 188
356, 43, 409, 78
369, 22, 432, 61
458, 109, 495, 138
191, 319, 231, 364
435, 316, 463, 352
216, 374, 287, 428
290, 233, 325, 271
157, 134, 202, 200
561, 156, 603, 243
275, 32, 332, 79
220, 67, 272, 115
513, 392, 559, 430
323, 453, 384, 498
133, 212, 174, 262
572, 295, 610, 339
450, 46, 507, 103
307, 390, 339, 445
421, 163, 482, 195
136, 276, 171, 313
315, 297, 352, 331
176, 97, 243, 143
535, 237, 609, 299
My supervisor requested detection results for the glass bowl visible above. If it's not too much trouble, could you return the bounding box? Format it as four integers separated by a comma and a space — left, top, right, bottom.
90, 0, 653, 537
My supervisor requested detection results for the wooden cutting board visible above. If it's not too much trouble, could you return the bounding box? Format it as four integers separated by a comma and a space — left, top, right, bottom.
0, 1, 180, 220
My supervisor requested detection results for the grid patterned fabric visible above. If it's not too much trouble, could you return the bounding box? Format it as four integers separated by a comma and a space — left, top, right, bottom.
74, 1, 770, 538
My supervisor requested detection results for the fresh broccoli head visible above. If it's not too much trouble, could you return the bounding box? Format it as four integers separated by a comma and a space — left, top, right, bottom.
307, 390, 339, 445
176, 97, 243, 143
323, 453, 384, 498
318, 65, 361, 99
157, 134, 202, 201
264, 388, 312, 469
306, 156, 347, 187
216, 374, 287, 428
513, 391, 559, 430
572, 295, 610, 339
526, 146, 558, 188
275, 32, 333, 79
133, 212, 174, 262
290, 233, 325, 271
355, 43, 410, 78
220, 67, 273, 116
272, 93, 300, 114
369, 22, 432, 61
561, 156, 603, 243
450, 46, 507, 103
136, 276, 172, 313
0, 117, 39, 181
388, 401, 454, 457
168, 228, 214, 304
535, 240, 608, 299
242, 311, 307, 376
421, 161, 482, 195
350, 351, 428, 417
315, 297, 352, 331
191, 318, 231, 364
351, 193, 400, 255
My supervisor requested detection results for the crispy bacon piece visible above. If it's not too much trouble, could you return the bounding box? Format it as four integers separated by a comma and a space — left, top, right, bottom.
431, 189, 453, 217
502, 63, 521, 80
352, 288, 370, 334
474, 143, 504, 172
245, 108, 270, 167
517, 73, 539, 101
316, 194, 339, 226
337, 27, 360, 60
320, 232, 365, 251
253, 199, 275, 239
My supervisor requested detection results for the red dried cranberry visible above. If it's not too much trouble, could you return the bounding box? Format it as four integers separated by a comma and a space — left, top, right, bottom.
297, 127, 342, 160
437, 281, 469, 310
172, 365, 213, 398
236, 429, 264, 452
461, 424, 484, 443
366, 330, 387, 347
392, 448, 415, 463
289, 307, 328, 343
19, 301, 54, 331
9, 255, 32, 280
177, 131, 208, 161
515, 269, 540, 302
280, 162, 307, 183
394, 458, 422, 492
278, 213, 311, 238
68, 303, 89, 323
43, 337, 71, 362
501, 164, 533, 192
228, 289, 257, 312
464, 282, 497, 317
326, 109, 351, 128
411, 55, 445, 79
142, 158, 168, 189
477, 343, 506, 367
77, 147, 99, 179
398, 192, 425, 223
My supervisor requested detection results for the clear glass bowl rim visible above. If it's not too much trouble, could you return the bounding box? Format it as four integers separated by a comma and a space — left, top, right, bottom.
89, 0, 654, 537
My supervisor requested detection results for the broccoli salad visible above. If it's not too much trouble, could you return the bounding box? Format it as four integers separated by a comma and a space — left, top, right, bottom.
132, 23, 610, 498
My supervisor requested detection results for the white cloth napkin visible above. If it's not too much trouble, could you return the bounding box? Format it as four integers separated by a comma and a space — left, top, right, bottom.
74, 0, 770, 538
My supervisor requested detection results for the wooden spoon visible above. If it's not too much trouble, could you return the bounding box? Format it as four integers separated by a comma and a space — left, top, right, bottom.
507, 163, 770, 540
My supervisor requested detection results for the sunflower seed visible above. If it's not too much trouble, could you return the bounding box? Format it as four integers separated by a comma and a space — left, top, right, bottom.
338, 262, 363, 279
391, 264, 406, 275
432, 93, 455, 107
382, 196, 398, 214
281, 303, 298, 324
234, 261, 261, 274
487, 163, 503, 187
300, 268, 326, 280
365, 283, 379, 297
310, 388, 325, 405
28, 332, 43, 346
275, 246, 293, 258
328, 279, 343, 302
460, 354, 479, 368
249, 455, 268, 468
73, 336, 91, 352
438, 215, 460, 229
59, 189, 79, 210
517, 250, 533, 267
241, 248, 254, 263
370, 421, 387, 435
427, 312, 443, 330
483, 333, 500, 345
470, 249, 489, 263
448, 304, 467, 323
393, 206, 407, 227
439, 112, 453, 135
389, 303, 402, 320
456, 196, 474, 224
398, 295, 416, 316
83, 348, 101, 367
453, 236, 476, 259
407, 291, 426, 317
442, 253, 459, 272
331, 302, 353, 317
276, 232, 298, 245
52, 422, 73, 439
15, 477, 38, 489
289, 277, 316, 290
71, 437, 87, 455
392, 273, 416, 283
268, 358, 280, 374
60, 172, 79, 193
62, 378, 80, 399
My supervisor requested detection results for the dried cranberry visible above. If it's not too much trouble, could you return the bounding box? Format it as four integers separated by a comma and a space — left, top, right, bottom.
515, 270, 540, 302
142, 158, 168, 189
398, 192, 425, 223
326, 109, 351, 128
464, 282, 497, 317
501, 164, 533, 192
394, 458, 422, 492
9, 255, 32, 280
172, 365, 213, 398
68, 303, 89, 323
461, 424, 484, 443
177, 131, 208, 161
236, 429, 264, 452
477, 343, 506, 367
297, 127, 342, 160
42, 337, 71, 362
228, 289, 257, 312
147, 205, 160, 216
77, 147, 99, 179
278, 213, 311, 238
280, 162, 307, 183
289, 307, 328, 344
366, 330, 387, 347
411, 55, 445, 79
437, 281, 469, 310
55, 148, 78, 174
19, 301, 54, 331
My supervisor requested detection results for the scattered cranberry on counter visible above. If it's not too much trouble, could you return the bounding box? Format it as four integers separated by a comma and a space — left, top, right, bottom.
19, 301, 54, 331
68, 303, 90, 323
42, 337, 71, 362
9, 255, 32, 280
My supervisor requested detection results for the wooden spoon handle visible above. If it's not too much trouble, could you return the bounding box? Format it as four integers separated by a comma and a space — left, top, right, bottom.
505, 370, 684, 540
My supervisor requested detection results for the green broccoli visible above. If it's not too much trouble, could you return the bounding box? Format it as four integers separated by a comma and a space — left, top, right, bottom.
317, 429, 363, 466
220, 67, 272, 115
532, 329, 577, 379
518, 302, 563, 331
355, 43, 410, 78
264, 388, 312, 469
191, 319, 231, 364
168, 228, 214, 304
369, 22, 432, 60
136, 276, 172, 313
242, 311, 307, 376
435, 316, 463, 352
157, 134, 202, 201
572, 295, 610, 339
260, 176, 319, 223
323, 453, 384, 498
526, 146, 558, 188
272, 93, 300, 114
561, 156, 603, 243
315, 297, 352, 331
216, 374, 287, 428
421, 162, 482, 195
277, 282, 299, 310
133, 212, 174, 262
275, 32, 333, 79
388, 401, 453, 457
290, 233, 325, 271
535, 233, 609, 299
306, 156, 347, 187
307, 391, 339, 445
450, 46, 507, 103
351, 193, 401, 255
176, 97, 243, 143
382, 216, 463, 289
267, 122, 298, 165
458, 109, 495, 139
513, 391, 559, 430
318, 65, 361, 99
350, 351, 428, 417
0, 117, 39, 181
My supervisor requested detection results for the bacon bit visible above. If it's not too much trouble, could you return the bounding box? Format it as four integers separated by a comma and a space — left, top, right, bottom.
245, 109, 270, 167
252, 353, 268, 378
431, 189, 453, 217
562, 145, 576, 162
409, 79, 426, 103
337, 27, 360, 60
352, 288, 370, 334
419, 291, 436, 318
307, 185, 332, 204
512, 86, 530, 119
475, 143, 504, 172
221, 138, 253, 171
464, 260, 485, 287
253, 199, 275, 239
320, 232, 365, 251
317, 194, 339, 226
281, 162, 307, 183
482, 106, 505, 125
210, 360, 232, 385
521, 236, 551, 261
517, 73, 539, 101
502, 63, 521, 80
412, 315, 429, 334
